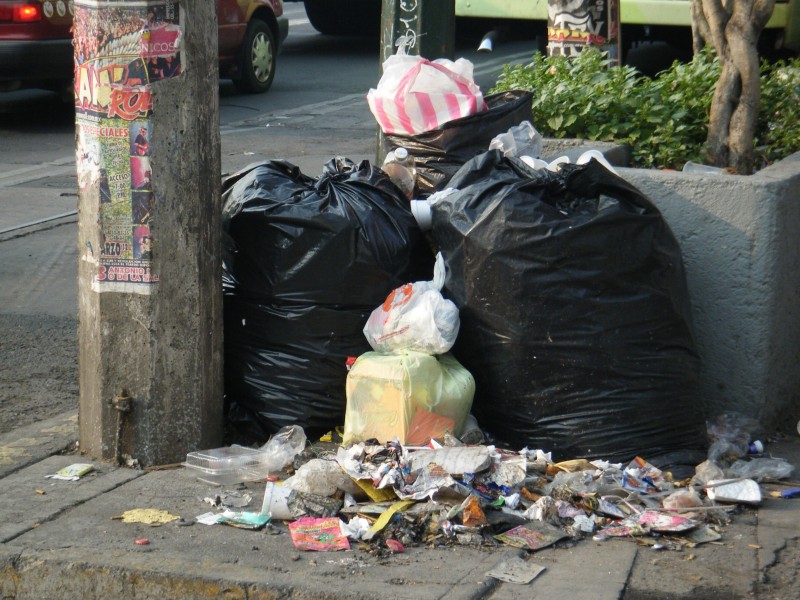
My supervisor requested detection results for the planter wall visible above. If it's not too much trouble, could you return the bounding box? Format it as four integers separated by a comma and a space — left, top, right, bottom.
618, 152, 800, 435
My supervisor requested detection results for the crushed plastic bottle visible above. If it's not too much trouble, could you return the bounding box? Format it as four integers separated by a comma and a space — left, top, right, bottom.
382, 147, 416, 199
706, 412, 759, 467
682, 161, 727, 174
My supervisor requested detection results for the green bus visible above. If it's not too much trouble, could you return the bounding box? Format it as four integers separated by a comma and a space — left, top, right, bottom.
299, 0, 799, 57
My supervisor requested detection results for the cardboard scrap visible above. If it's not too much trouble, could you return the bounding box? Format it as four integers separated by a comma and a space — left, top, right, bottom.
409, 446, 493, 474
600, 510, 697, 537
684, 525, 722, 545
46, 463, 95, 481
486, 556, 547, 584
288, 517, 349, 551
113, 508, 180, 525
706, 479, 762, 505
494, 520, 568, 551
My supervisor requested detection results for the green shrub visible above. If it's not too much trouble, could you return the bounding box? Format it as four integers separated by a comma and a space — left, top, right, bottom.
491, 48, 800, 171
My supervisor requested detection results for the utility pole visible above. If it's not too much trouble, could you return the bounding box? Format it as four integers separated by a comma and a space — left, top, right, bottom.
74, 0, 222, 466
377, 0, 456, 162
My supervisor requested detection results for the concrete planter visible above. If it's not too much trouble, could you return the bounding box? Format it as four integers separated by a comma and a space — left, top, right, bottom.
616, 153, 800, 435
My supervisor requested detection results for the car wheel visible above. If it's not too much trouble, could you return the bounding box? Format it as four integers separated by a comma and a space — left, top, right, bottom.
233, 19, 276, 94
304, 0, 379, 37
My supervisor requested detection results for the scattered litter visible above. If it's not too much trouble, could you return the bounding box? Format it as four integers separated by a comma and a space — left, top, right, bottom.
685, 526, 722, 545
196, 511, 222, 525
385, 539, 405, 553
261, 481, 343, 520
112, 509, 180, 525
486, 556, 546, 584
35, 489, 46, 495
134, 538, 150, 546
780, 488, 800, 499
727, 458, 793, 481
184, 445, 274, 485
706, 479, 762, 505
46, 463, 95, 481
214, 491, 253, 509
217, 511, 270, 530
288, 517, 350, 551
494, 521, 568, 551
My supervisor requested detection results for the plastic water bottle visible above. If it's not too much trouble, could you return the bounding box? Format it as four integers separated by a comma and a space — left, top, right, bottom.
382, 147, 416, 199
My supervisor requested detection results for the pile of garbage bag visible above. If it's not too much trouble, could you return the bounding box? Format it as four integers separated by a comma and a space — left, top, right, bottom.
430, 151, 707, 467
220, 47, 706, 469
221, 158, 433, 443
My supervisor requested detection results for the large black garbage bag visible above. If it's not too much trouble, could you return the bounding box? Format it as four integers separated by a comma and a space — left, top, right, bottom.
431, 151, 706, 467
223, 158, 433, 444
381, 90, 533, 197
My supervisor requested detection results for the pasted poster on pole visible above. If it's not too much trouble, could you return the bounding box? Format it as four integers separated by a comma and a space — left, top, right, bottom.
546, 0, 621, 63
74, 0, 181, 294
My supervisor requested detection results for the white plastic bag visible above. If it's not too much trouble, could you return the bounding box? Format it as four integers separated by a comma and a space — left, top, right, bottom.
367, 52, 486, 135
258, 425, 306, 472
363, 253, 459, 355
489, 120, 543, 159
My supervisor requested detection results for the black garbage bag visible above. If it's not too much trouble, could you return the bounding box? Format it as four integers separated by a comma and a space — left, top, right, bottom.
222, 158, 433, 444
381, 90, 533, 197
431, 150, 706, 467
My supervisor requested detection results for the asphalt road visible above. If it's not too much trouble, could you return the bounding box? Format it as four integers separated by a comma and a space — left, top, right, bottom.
0, 5, 541, 434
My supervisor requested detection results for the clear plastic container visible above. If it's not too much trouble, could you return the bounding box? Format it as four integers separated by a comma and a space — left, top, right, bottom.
183, 445, 272, 485
382, 147, 417, 199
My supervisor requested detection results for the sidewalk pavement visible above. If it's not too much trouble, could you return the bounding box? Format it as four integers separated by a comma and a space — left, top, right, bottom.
0, 410, 798, 599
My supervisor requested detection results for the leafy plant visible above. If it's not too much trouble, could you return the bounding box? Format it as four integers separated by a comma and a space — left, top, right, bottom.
491, 48, 800, 171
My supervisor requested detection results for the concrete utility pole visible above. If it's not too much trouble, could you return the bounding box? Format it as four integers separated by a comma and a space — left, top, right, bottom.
74, 0, 222, 466
377, 0, 456, 161
380, 0, 456, 64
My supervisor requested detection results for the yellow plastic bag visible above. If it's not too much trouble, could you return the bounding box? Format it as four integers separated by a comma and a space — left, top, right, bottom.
343, 351, 475, 446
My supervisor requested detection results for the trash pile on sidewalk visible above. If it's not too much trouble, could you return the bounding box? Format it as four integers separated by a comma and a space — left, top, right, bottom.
181, 412, 797, 555
197, 43, 799, 557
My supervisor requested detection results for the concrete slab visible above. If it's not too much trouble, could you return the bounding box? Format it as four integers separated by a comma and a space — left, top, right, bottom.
487, 540, 636, 600
0, 454, 142, 542
0, 410, 77, 478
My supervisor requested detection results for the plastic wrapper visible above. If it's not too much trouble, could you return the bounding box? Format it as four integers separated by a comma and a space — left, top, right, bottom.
662, 488, 704, 510
259, 425, 307, 473
488, 120, 543, 159
222, 158, 434, 443
381, 90, 533, 197
430, 150, 707, 466
283, 458, 362, 497
363, 253, 460, 355
343, 351, 475, 446
288, 517, 350, 551
727, 457, 794, 481
692, 460, 726, 486
706, 412, 759, 466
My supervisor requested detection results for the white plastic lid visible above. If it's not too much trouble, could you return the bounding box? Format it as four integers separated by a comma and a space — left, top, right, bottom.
394, 147, 409, 160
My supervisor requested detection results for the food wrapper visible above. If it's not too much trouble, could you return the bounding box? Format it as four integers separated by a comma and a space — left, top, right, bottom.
289, 517, 350, 551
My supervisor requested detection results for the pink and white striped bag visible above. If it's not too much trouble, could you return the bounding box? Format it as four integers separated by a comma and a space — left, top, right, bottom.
367, 54, 487, 135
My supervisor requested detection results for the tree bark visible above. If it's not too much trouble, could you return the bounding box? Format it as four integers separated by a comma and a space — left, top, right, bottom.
693, 0, 775, 173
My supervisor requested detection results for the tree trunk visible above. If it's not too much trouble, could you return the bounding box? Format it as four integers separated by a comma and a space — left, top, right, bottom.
692, 0, 775, 174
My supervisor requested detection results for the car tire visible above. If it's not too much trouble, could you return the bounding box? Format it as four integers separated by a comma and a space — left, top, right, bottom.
303, 0, 379, 37
233, 19, 276, 94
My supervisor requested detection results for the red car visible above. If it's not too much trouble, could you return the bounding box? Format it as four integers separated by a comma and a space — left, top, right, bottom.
0, 0, 288, 95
